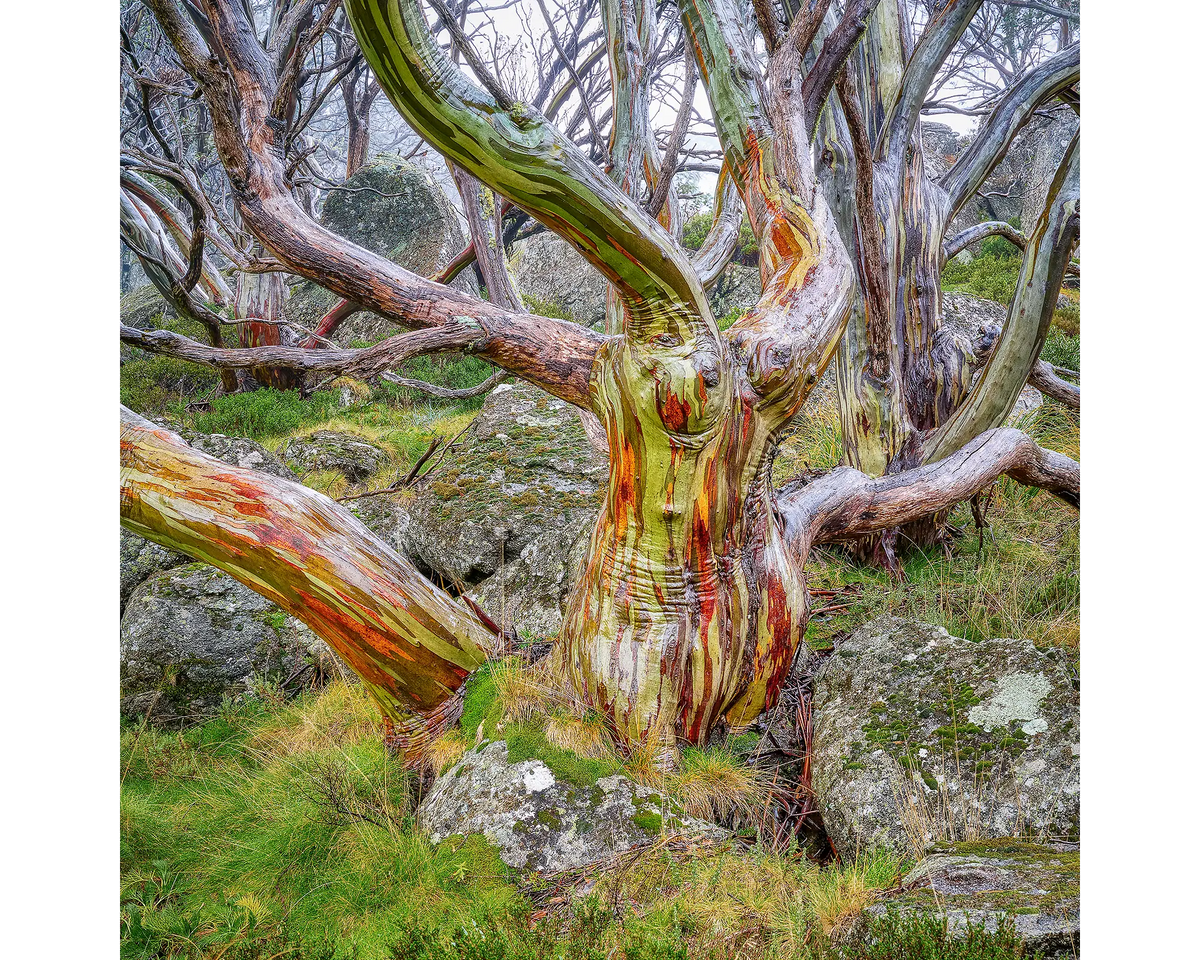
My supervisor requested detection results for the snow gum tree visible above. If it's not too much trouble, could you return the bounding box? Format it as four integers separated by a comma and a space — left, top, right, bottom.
122, 0, 1080, 765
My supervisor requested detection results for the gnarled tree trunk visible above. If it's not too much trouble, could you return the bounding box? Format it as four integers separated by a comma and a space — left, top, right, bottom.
124, 0, 1081, 764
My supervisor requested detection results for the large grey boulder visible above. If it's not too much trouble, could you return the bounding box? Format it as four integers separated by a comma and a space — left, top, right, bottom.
391, 381, 606, 636
121, 563, 328, 724
857, 839, 1079, 957
121, 285, 175, 329
921, 121, 969, 182
120, 530, 186, 613
509, 232, 608, 328
419, 740, 719, 873
1019, 107, 1079, 234
940, 292, 1047, 420
811, 617, 1079, 856
280, 430, 386, 483
285, 156, 477, 344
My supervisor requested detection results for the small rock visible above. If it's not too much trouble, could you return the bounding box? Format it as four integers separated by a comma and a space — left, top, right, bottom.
177, 431, 298, 479
856, 839, 1079, 957
419, 740, 720, 873
280, 430, 386, 483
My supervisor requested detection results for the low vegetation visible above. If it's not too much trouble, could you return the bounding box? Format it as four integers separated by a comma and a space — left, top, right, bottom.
121, 299, 1074, 959
123, 678, 1046, 959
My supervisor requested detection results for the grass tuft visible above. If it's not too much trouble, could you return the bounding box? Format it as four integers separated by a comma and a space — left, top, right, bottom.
667, 745, 770, 823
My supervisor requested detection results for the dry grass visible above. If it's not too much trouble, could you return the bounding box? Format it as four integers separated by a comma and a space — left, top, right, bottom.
246, 680, 380, 761
889, 753, 994, 862
299, 467, 349, 499
667, 745, 771, 822
424, 729, 470, 774
804, 865, 879, 938
489, 657, 562, 724
544, 710, 616, 759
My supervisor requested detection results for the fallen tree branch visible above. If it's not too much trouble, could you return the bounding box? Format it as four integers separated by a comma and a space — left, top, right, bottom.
380, 368, 509, 400
121, 320, 483, 377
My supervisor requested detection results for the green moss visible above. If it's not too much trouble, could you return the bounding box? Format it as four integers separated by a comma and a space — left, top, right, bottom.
631, 809, 663, 835
458, 662, 623, 788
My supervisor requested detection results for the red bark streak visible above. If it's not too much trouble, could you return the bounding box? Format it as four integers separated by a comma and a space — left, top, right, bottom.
659, 390, 691, 432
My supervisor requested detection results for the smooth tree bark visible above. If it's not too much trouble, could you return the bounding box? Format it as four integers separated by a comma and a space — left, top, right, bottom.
123, 0, 1081, 763
120, 166, 241, 395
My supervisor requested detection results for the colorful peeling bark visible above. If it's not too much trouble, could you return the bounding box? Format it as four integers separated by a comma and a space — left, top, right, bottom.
233, 265, 301, 391
133, 0, 1080, 760
120, 407, 503, 740
335, 0, 857, 751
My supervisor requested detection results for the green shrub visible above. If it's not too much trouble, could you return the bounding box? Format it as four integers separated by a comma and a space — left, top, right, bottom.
520, 294, 575, 323
192, 388, 341, 440
120, 353, 219, 416
380, 353, 500, 409
121, 312, 224, 415
717, 306, 749, 331
1040, 328, 1079, 372
680, 212, 758, 265
942, 251, 1022, 305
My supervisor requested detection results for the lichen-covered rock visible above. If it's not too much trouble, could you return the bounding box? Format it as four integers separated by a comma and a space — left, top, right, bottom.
397, 382, 606, 635
510, 231, 609, 328
284, 156, 476, 342
120, 530, 186, 613
419, 740, 719, 873
280, 430, 386, 483
120, 284, 176, 329
468, 524, 594, 639
811, 617, 1079, 856
178, 431, 298, 479
121, 563, 329, 724
857, 839, 1079, 957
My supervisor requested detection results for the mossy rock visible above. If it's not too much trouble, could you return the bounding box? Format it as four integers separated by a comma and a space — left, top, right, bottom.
280, 430, 386, 483
283, 155, 478, 342
394, 381, 607, 635
811, 617, 1079, 856
855, 839, 1079, 957
419, 740, 720, 874
120, 563, 333, 725
120, 284, 177, 330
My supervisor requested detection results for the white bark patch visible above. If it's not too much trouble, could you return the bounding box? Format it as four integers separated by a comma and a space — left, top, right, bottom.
968, 672, 1053, 732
